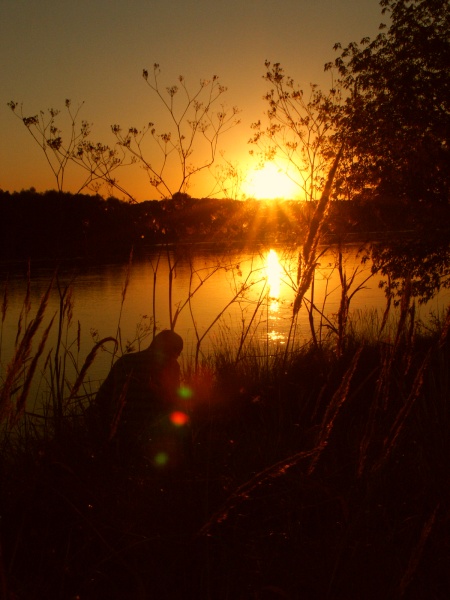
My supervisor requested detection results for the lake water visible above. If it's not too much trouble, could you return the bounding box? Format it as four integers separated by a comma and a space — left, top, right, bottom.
1, 244, 449, 399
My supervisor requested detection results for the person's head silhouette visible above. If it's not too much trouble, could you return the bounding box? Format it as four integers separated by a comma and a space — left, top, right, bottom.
150, 330, 183, 362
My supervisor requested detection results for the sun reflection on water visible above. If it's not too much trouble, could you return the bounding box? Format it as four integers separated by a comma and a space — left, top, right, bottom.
265, 249, 288, 343
266, 249, 282, 300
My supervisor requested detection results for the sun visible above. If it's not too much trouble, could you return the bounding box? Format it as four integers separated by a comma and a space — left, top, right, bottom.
243, 162, 299, 200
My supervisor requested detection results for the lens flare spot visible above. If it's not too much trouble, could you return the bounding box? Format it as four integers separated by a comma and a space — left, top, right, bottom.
178, 386, 193, 399
170, 411, 189, 426
154, 451, 169, 467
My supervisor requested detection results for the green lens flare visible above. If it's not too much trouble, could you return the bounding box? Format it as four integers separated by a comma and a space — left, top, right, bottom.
154, 451, 169, 467
178, 386, 193, 399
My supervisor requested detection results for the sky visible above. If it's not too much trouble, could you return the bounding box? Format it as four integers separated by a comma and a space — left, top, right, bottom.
0, 0, 384, 201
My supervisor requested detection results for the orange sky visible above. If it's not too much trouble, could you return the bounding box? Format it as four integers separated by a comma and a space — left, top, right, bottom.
1, 0, 383, 201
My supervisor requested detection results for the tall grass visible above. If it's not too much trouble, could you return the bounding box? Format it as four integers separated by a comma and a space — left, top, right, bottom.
0, 251, 449, 599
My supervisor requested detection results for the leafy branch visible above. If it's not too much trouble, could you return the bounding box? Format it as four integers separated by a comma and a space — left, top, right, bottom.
250, 61, 343, 202
7, 99, 136, 201
111, 64, 241, 199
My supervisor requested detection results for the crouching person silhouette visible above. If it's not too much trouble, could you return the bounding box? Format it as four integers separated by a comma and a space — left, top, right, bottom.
90, 330, 187, 468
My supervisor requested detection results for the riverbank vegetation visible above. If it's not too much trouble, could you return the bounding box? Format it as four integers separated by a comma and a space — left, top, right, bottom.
1, 188, 449, 261
1, 186, 450, 597
0, 265, 449, 598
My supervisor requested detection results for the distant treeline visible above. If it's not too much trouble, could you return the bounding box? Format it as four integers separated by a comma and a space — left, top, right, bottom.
1, 189, 449, 261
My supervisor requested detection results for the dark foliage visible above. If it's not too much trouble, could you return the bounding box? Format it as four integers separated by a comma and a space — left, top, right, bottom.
331, 0, 450, 205
1, 189, 449, 262
1, 327, 450, 599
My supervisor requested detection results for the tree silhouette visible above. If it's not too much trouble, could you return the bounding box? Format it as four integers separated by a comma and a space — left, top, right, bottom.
330, 0, 450, 205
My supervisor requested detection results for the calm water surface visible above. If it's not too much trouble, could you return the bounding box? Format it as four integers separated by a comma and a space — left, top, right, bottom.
1, 245, 449, 397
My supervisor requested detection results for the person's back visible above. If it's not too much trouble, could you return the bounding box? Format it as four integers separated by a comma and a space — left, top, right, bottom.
90, 330, 184, 459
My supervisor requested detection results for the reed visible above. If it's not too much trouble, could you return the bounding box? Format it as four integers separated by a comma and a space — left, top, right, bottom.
115, 248, 133, 357
0, 276, 8, 364
0, 252, 449, 599
0, 276, 53, 425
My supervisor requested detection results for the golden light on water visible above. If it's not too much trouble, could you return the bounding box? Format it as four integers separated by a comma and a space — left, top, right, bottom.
266, 249, 282, 300
265, 249, 286, 342
243, 162, 298, 200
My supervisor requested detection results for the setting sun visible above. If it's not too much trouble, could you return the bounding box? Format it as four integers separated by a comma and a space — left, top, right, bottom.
243, 163, 299, 200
